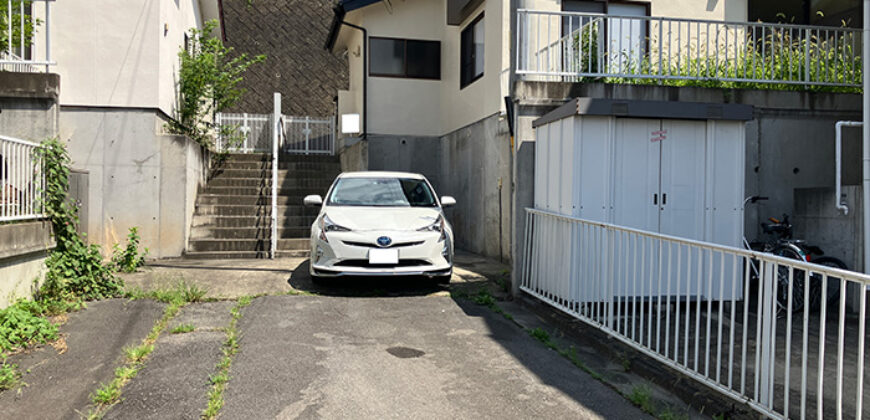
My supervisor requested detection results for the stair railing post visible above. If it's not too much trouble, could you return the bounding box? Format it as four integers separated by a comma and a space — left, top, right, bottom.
271, 93, 281, 259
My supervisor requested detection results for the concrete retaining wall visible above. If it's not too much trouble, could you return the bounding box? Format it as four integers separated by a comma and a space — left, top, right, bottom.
0, 221, 54, 308
339, 113, 513, 261
0, 72, 60, 142
60, 107, 209, 259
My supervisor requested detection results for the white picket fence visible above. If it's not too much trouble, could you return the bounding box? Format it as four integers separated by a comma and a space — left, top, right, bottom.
521, 208, 869, 419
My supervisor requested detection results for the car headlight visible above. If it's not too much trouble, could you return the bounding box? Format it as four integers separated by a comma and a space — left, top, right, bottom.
417, 215, 446, 242
319, 214, 350, 242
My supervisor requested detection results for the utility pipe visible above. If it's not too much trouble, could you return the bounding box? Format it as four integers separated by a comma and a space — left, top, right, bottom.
864, 0, 870, 275
835, 121, 861, 215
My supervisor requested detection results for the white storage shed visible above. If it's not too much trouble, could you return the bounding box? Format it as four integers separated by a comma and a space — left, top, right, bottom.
532, 98, 753, 300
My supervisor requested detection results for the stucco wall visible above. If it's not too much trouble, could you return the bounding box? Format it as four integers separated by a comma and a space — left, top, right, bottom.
59, 107, 208, 259
0, 221, 54, 308
43, 0, 205, 117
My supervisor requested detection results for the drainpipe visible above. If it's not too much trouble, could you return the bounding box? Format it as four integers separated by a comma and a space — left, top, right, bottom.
339, 21, 368, 142
864, 0, 869, 274
835, 121, 861, 215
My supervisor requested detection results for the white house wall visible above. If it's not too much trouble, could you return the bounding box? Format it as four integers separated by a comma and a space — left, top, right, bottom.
44, 0, 207, 117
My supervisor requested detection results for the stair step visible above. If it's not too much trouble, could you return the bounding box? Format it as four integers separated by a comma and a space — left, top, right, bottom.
212, 161, 342, 171
191, 215, 317, 228
221, 153, 340, 163
196, 194, 312, 206
182, 250, 308, 259
205, 178, 334, 188
187, 238, 309, 252
189, 227, 310, 239
200, 186, 330, 197
193, 204, 319, 217
209, 168, 340, 179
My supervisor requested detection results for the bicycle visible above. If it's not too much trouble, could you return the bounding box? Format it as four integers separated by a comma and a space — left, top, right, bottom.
742, 196, 848, 313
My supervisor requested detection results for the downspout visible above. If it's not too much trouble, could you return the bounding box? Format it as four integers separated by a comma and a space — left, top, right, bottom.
864, 0, 869, 274
339, 21, 368, 142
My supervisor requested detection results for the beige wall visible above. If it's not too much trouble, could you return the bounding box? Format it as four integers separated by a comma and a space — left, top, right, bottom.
40, 0, 211, 117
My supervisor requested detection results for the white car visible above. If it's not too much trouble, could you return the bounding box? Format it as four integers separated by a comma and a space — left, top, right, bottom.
303, 171, 455, 282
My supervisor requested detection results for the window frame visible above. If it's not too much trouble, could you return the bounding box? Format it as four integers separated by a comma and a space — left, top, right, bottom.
460, 11, 485, 89
368, 36, 442, 80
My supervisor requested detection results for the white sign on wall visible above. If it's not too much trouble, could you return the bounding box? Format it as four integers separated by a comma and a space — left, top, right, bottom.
341, 114, 361, 134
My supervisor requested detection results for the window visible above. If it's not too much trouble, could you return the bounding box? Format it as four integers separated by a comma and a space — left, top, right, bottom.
370, 37, 441, 79
460, 13, 484, 88
327, 178, 437, 207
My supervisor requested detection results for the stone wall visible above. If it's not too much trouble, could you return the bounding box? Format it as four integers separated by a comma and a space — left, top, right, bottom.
221, 0, 348, 116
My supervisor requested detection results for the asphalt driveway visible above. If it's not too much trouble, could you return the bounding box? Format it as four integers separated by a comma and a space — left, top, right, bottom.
0, 255, 651, 419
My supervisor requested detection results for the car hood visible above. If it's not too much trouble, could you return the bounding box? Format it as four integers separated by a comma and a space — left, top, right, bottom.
323, 206, 442, 231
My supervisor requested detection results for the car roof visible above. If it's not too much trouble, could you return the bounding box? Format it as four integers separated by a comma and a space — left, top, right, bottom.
337, 171, 427, 180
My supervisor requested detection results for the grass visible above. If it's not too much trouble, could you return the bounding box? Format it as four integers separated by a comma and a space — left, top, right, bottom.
628, 385, 655, 415
170, 324, 195, 334
86, 281, 207, 418
202, 295, 252, 419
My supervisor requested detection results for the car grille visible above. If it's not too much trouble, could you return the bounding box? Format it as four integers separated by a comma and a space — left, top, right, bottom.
334, 259, 432, 268
341, 240, 425, 248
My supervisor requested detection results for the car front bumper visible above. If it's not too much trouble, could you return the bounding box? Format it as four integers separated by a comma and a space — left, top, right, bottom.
309, 230, 453, 278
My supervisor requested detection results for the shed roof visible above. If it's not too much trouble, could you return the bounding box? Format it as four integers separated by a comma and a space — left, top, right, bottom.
532, 98, 754, 128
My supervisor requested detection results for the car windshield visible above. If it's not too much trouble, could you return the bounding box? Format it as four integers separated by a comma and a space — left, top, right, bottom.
327, 177, 438, 207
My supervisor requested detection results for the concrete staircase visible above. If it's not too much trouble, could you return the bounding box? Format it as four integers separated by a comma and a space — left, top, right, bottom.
185, 153, 340, 259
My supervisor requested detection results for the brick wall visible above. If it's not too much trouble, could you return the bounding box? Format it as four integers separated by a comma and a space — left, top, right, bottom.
222, 0, 348, 117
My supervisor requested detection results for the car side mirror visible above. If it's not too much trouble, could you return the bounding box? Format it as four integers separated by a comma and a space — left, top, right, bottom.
303, 195, 323, 207
441, 196, 456, 208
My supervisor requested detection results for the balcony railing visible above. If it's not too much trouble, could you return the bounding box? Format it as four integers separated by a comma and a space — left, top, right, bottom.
516, 10, 862, 89
0, 0, 54, 73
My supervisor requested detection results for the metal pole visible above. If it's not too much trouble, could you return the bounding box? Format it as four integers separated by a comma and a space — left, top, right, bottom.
864, 0, 870, 274
271, 93, 280, 259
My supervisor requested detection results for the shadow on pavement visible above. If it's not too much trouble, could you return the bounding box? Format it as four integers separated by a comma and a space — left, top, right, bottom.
288, 259, 448, 297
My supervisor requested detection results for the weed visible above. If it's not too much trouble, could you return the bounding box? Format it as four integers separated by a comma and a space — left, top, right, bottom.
126, 279, 207, 305
658, 409, 689, 420
472, 290, 496, 307
91, 381, 121, 405
202, 296, 252, 419
528, 327, 550, 344
0, 357, 21, 390
124, 344, 153, 363
628, 385, 655, 414
0, 299, 59, 352
170, 324, 195, 334
110, 227, 149, 273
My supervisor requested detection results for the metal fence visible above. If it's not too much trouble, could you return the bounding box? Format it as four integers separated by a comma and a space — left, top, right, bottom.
0, 135, 43, 222
0, 0, 54, 73
521, 208, 869, 420
516, 10, 862, 87
216, 113, 334, 155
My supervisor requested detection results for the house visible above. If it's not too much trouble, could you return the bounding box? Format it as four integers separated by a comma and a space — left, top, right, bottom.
324, 0, 863, 271
49, 0, 223, 258
0, 0, 225, 304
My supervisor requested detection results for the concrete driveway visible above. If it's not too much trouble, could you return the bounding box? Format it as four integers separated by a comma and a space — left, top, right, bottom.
1, 254, 650, 419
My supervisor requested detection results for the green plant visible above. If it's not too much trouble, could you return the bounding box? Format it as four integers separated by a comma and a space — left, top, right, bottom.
528, 327, 550, 344
35, 139, 122, 303
166, 20, 265, 149
111, 227, 148, 273
170, 324, 195, 334
125, 278, 206, 305
0, 299, 58, 352
472, 289, 496, 307
123, 344, 153, 363
0, 357, 21, 390
202, 296, 252, 419
628, 385, 654, 414
0, 1, 42, 52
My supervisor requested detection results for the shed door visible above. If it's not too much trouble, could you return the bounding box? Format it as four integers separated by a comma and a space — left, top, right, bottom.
659, 120, 707, 241
611, 118, 660, 233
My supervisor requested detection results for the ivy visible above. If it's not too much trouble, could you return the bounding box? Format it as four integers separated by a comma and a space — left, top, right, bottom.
166, 20, 265, 150
35, 138, 123, 303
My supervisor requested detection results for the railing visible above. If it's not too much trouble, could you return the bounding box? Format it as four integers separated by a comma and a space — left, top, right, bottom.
0, 0, 54, 72
516, 10, 862, 87
0, 135, 43, 222
216, 113, 334, 155
521, 208, 869, 420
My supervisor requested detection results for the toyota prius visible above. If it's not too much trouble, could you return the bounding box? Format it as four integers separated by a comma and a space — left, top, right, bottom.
303, 171, 455, 282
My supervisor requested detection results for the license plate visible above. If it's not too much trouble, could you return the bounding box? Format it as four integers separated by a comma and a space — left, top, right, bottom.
368, 248, 399, 264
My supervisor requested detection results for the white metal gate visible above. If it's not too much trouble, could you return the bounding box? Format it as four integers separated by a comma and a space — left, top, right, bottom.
216, 113, 334, 155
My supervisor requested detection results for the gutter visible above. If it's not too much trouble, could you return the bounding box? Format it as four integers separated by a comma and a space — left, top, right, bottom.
324, 5, 346, 51
324, 3, 368, 142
